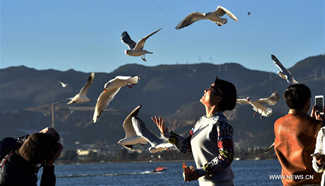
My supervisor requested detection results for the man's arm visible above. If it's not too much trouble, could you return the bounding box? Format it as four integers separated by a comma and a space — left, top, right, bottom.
40, 165, 56, 186
40, 142, 62, 186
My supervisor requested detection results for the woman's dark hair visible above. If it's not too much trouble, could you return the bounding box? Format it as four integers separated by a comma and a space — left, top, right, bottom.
46, 127, 60, 142
18, 133, 59, 164
284, 83, 311, 110
213, 77, 237, 111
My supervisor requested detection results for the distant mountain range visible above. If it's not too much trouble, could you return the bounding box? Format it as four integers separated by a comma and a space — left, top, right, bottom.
0, 54, 324, 149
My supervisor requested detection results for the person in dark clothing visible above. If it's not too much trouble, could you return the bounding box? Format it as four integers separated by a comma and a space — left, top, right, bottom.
0, 128, 62, 186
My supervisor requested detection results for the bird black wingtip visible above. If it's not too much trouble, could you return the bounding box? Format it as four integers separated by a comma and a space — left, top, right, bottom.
121, 31, 128, 36
175, 25, 182, 30
271, 54, 277, 61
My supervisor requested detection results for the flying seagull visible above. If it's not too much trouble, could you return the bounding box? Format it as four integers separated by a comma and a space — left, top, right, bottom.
271, 54, 298, 84
117, 105, 175, 153
121, 28, 162, 62
67, 72, 95, 104
175, 5, 238, 30
237, 92, 280, 117
58, 81, 68, 88
92, 76, 139, 123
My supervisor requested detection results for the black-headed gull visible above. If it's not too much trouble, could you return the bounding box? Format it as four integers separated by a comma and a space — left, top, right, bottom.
117, 105, 175, 153
176, 5, 238, 30
92, 76, 139, 123
237, 92, 280, 117
271, 54, 298, 84
67, 73, 95, 104
121, 28, 161, 62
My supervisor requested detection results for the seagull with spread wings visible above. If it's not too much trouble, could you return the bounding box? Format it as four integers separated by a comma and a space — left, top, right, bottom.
121, 28, 162, 62
271, 54, 298, 84
67, 72, 95, 104
237, 92, 280, 117
117, 105, 175, 153
92, 76, 139, 123
175, 5, 238, 30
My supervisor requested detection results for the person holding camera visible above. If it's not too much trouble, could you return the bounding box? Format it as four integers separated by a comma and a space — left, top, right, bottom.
152, 77, 237, 186
0, 128, 62, 186
311, 103, 325, 186
274, 84, 322, 186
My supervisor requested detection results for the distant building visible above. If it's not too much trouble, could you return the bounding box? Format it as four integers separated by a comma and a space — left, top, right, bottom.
76, 149, 98, 160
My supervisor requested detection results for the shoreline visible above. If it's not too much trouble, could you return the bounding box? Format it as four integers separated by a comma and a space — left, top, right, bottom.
55, 158, 277, 165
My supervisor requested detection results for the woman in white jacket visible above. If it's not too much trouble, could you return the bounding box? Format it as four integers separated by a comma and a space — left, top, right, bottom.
152, 77, 237, 186
312, 106, 325, 186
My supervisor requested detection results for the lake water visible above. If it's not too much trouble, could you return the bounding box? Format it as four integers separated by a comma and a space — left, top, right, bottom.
53, 160, 282, 186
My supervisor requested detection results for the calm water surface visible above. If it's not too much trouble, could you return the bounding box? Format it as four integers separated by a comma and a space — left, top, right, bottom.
53, 160, 282, 186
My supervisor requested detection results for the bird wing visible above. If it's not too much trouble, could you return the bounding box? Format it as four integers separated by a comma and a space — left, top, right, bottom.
79, 72, 95, 96
277, 72, 288, 80
149, 143, 176, 153
131, 116, 162, 147
271, 54, 298, 84
121, 31, 136, 49
122, 105, 142, 138
271, 54, 287, 73
124, 75, 140, 85
92, 87, 120, 123
175, 12, 206, 30
59, 81, 67, 87
134, 28, 161, 50
121, 145, 143, 153
237, 98, 250, 104
105, 76, 139, 89
115, 76, 140, 84
250, 101, 273, 117
256, 92, 280, 106
215, 6, 238, 21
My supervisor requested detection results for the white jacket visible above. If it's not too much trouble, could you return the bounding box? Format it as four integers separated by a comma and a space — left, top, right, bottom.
312, 127, 325, 186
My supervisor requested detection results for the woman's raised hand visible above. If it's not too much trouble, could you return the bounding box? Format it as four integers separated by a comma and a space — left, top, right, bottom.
151, 116, 169, 137
311, 106, 324, 121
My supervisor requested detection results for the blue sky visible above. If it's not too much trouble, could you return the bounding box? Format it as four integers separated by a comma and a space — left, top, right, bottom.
1, 0, 324, 73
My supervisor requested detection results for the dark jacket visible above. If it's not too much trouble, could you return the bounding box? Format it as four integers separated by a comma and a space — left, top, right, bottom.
0, 152, 39, 186
0, 137, 56, 186
0, 137, 26, 160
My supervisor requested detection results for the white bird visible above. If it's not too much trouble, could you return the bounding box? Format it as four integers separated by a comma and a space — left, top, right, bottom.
271, 54, 298, 84
58, 81, 68, 88
117, 105, 176, 153
237, 92, 280, 117
121, 28, 162, 62
92, 76, 139, 123
175, 5, 238, 30
67, 73, 95, 104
